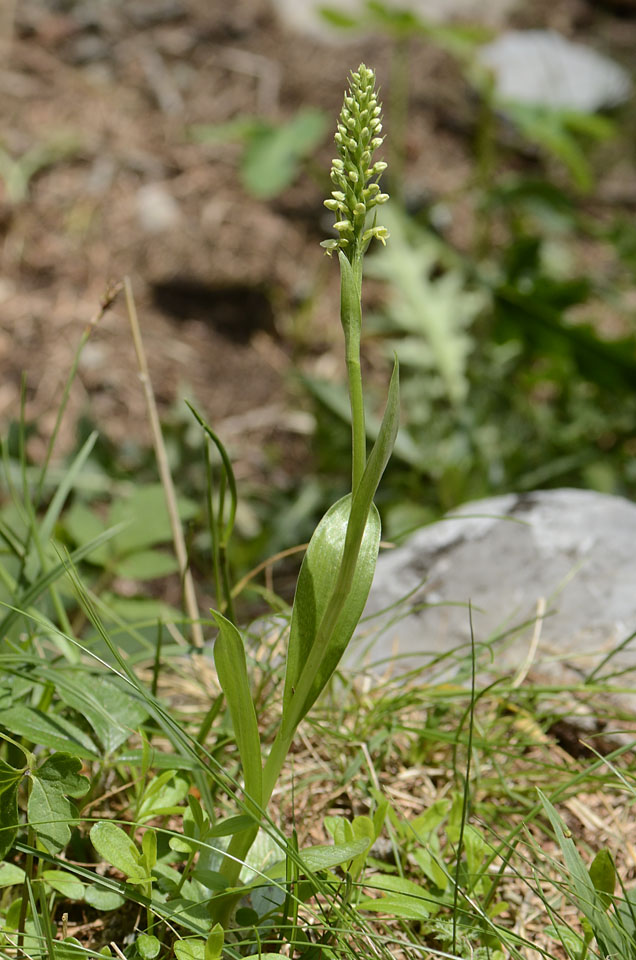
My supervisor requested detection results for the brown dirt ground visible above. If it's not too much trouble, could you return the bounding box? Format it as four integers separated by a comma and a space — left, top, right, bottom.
1, 0, 636, 484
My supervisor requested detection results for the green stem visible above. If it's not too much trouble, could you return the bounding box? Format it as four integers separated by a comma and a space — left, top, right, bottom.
344, 254, 366, 493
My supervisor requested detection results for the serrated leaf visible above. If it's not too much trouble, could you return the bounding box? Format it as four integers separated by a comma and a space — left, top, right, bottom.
28, 754, 89, 854
0, 758, 22, 859
212, 611, 262, 816
90, 821, 148, 883
2, 704, 97, 759
42, 869, 85, 899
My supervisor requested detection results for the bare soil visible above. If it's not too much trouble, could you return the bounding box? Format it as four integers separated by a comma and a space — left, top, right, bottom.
1, 0, 635, 482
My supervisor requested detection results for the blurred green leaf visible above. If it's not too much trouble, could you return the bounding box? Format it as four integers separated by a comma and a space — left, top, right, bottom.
242, 108, 328, 198
109, 483, 198, 554
114, 549, 180, 580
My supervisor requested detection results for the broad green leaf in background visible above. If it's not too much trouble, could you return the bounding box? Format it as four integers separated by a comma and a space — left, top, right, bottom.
63, 502, 110, 566
55, 674, 149, 755
2, 704, 98, 760
115, 550, 180, 580
108, 483, 198, 555
502, 104, 615, 192
28, 753, 89, 854
212, 611, 263, 816
191, 109, 328, 199
90, 821, 149, 884
324, 814, 375, 878
358, 874, 434, 920
0, 758, 23, 859
0, 861, 24, 887
42, 869, 85, 900
84, 885, 126, 911
267, 838, 371, 879
242, 108, 327, 198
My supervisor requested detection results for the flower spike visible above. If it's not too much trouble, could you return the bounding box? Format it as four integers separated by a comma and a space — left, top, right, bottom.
321, 63, 389, 260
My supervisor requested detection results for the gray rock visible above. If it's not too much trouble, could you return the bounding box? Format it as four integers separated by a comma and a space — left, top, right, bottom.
269, 0, 519, 40
356, 489, 636, 693
136, 182, 182, 234
477, 30, 632, 112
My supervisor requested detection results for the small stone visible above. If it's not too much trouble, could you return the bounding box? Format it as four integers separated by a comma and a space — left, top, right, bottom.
136, 183, 182, 234
478, 30, 632, 112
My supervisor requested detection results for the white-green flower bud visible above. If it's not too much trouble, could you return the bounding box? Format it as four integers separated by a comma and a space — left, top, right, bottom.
333, 219, 353, 232
376, 192, 389, 204
354, 202, 366, 217
324, 198, 341, 211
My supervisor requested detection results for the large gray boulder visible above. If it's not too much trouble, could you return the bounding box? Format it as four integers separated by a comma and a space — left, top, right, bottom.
356, 489, 636, 692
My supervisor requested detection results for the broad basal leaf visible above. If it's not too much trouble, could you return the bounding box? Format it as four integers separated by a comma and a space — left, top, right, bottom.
283, 496, 380, 726
283, 361, 398, 731
3, 704, 97, 760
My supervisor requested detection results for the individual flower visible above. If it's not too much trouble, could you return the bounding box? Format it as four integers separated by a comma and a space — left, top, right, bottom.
321, 63, 389, 260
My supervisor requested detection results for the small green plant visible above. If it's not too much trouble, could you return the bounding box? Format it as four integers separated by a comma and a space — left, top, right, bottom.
190, 108, 328, 199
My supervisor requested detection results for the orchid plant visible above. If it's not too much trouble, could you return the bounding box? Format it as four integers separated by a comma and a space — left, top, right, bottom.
208, 63, 399, 924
